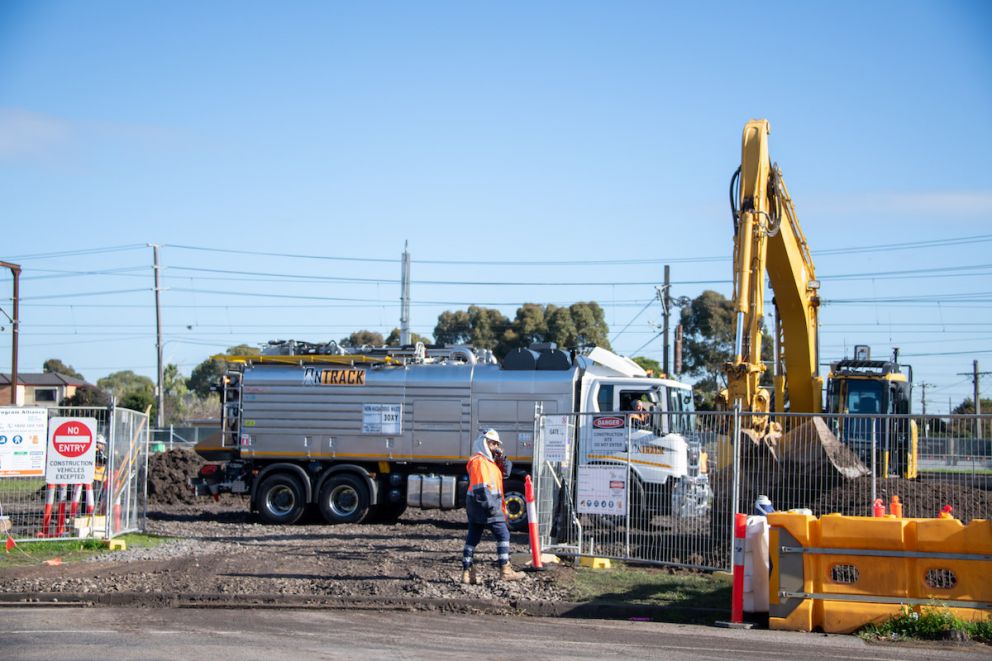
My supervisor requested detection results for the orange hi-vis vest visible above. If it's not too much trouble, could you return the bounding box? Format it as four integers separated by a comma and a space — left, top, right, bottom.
467, 454, 506, 516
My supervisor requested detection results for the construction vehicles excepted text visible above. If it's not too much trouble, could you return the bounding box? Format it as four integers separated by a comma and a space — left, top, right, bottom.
191, 341, 710, 528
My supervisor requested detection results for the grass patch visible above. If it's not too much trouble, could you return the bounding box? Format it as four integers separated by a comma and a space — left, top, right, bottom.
0, 478, 47, 495
860, 606, 992, 644
1, 533, 171, 567
568, 563, 732, 624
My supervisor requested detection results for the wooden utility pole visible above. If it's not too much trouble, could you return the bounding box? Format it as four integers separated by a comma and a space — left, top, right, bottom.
0, 261, 20, 405
956, 360, 991, 442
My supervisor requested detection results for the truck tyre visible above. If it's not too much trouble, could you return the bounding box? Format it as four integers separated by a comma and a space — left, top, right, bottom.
503, 479, 528, 532
318, 474, 371, 524
256, 473, 307, 525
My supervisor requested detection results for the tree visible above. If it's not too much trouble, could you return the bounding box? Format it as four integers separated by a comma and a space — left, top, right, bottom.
434, 302, 612, 358
680, 290, 773, 410
631, 356, 662, 376
97, 370, 154, 401
43, 358, 84, 380
60, 385, 110, 407
384, 328, 432, 346
952, 398, 992, 415
434, 306, 510, 351
161, 363, 190, 424
188, 344, 259, 398
341, 330, 384, 348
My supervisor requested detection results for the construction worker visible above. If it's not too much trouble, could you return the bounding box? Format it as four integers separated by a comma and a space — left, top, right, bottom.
630, 399, 651, 429
461, 429, 525, 584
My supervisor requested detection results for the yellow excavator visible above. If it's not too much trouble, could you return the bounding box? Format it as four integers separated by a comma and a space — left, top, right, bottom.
723, 118, 916, 479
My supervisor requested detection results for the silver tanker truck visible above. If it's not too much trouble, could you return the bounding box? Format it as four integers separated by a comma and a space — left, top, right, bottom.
192, 341, 708, 528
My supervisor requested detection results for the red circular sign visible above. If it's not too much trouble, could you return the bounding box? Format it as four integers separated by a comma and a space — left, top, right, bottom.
52, 421, 93, 458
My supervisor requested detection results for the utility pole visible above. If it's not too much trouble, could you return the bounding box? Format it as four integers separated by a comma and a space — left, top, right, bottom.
0, 261, 21, 405
956, 360, 991, 444
151, 245, 164, 428
662, 265, 671, 375
400, 241, 411, 345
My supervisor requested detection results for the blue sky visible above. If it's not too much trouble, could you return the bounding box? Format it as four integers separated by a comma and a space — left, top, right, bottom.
1, 1, 990, 412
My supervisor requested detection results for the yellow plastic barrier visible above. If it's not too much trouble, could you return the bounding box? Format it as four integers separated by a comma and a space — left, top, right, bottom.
768, 512, 992, 633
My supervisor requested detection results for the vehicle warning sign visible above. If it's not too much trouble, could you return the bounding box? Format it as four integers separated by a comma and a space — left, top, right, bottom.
45, 417, 97, 484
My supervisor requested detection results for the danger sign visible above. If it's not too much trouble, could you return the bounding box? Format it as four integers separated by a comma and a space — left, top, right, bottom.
46, 417, 97, 484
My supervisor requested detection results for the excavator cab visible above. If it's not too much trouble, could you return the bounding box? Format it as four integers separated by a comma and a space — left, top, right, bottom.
827, 346, 918, 479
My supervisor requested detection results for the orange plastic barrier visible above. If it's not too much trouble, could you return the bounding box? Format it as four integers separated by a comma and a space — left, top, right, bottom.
768, 512, 992, 633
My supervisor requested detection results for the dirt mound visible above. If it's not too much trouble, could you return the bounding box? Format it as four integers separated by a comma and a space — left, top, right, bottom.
810, 476, 992, 521
147, 449, 210, 505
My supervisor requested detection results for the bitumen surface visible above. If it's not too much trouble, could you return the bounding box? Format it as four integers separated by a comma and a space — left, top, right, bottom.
4, 606, 989, 660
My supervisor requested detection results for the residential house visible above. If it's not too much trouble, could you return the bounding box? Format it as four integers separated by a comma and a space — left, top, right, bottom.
0, 372, 91, 408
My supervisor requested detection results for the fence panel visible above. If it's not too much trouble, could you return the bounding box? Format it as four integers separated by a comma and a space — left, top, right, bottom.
535, 410, 992, 573
0, 405, 149, 542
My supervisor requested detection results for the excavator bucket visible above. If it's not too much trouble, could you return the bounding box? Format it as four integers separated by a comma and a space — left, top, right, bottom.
773, 417, 870, 480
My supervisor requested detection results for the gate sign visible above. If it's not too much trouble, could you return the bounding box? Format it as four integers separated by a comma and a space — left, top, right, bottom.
0, 407, 48, 477
45, 417, 97, 484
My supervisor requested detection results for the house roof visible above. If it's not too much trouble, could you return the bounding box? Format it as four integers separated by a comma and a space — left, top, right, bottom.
0, 372, 90, 387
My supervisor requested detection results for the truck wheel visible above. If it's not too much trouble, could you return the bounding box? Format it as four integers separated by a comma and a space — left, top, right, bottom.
318, 474, 371, 524
503, 479, 528, 532
256, 473, 307, 525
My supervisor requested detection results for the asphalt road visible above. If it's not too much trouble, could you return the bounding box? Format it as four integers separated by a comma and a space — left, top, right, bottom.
4, 607, 987, 660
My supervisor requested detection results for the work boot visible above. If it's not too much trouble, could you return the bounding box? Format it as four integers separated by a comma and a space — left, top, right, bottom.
460, 567, 478, 585
499, 564, 525, 581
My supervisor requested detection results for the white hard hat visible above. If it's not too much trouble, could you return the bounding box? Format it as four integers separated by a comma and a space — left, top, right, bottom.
483, 429, 501, 445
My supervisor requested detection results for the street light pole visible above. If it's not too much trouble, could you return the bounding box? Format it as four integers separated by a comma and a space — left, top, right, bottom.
150, 245, 164, 427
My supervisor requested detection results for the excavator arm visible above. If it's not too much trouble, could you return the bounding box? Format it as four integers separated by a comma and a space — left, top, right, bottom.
725, 119, 823, 414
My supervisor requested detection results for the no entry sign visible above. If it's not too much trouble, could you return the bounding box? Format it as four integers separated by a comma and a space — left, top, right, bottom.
45, 417, 97, 484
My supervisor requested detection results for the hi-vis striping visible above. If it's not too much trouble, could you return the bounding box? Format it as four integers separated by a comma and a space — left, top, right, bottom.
303, 367, 366, 386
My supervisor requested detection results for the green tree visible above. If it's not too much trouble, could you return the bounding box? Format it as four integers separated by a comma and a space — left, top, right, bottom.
60, 385, 111, 407
434, 306, 510, 351
43, 358, 84, 380
188, 344, 259, 398
97, 370, 154, 401
680, 290, 773, 410
161, 363, 190, 424
434, 302, 612, 358
631, 356, 662, 376
341, 330, 384, 348
384, 328, 432, 346
952, 398, 992, 415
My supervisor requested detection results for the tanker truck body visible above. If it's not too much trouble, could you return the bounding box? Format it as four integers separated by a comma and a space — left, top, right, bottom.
191, 342, 708, 528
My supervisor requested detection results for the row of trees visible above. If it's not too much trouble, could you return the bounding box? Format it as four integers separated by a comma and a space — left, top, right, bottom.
50, 290, 972, 420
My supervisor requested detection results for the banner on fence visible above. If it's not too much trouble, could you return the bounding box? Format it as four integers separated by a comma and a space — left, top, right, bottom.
45, 417, 97, 483
576, 464, 627, 516
0, 407, 48, 477
589, 415, 627, 454
544, 415, 571, 464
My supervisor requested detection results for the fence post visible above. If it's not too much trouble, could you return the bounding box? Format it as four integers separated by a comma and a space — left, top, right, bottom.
870, 418, 877, 505
105, 404, 116, 539
625, 414, 632, 558
730, 401, 742, 572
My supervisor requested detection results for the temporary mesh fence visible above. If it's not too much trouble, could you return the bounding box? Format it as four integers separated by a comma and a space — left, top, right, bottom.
0, 406, 150, 543
534, 410, 992, 572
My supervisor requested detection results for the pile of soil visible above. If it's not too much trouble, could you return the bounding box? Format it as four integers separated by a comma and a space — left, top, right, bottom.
147, 449, 214, 506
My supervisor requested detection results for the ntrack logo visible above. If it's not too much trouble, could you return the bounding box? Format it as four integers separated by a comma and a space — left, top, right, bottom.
592, 416, 625, 429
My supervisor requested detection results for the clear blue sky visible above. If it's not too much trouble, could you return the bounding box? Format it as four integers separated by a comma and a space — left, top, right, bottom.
1, 1, 990, 412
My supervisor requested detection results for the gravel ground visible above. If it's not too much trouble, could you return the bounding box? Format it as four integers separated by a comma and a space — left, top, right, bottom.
1, 500, 572, 603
